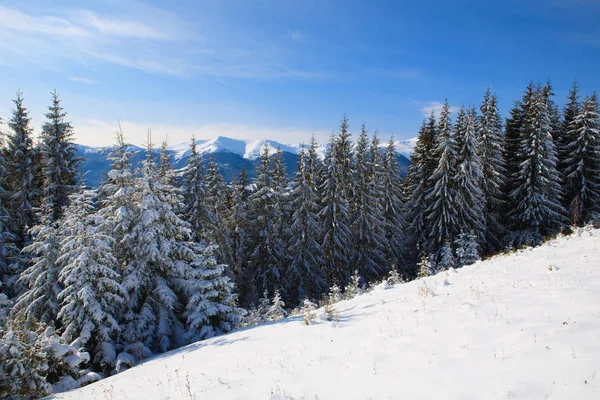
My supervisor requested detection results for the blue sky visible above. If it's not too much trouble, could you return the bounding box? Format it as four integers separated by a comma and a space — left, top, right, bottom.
1, 0, 599, 147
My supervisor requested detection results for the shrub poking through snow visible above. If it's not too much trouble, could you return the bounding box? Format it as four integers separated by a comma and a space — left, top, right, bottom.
302, 299, 317, 325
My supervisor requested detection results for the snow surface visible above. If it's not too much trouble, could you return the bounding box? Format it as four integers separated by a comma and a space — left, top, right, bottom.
52, 228, 600, 399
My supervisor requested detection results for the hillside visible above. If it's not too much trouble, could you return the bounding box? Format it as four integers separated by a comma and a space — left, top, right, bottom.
76, 136, 414, 186
52, 227, 600, 400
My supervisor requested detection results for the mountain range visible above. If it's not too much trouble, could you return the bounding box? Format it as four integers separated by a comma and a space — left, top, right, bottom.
76, 136, 416, 187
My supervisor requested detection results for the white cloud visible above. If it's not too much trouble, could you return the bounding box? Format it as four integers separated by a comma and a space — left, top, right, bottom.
70, 77, 99, 85
0, 5, 325, 81
420, 101, 459, 118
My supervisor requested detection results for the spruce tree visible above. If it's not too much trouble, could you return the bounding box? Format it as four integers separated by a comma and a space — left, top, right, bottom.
120, 140, 191, 356
98, 129, 137, 269
454, 106, 485, 248
183, 244, 239, 342
563, 93, 600, 225
508, 84, 566, 246
205, 155, 233, 265
12, 213, 61, 328
246, 144, 285, 301
406, 113, 437, 256
228, 169, 250, 295
382, 137, 407, 269
558, 81, 581, 186
350, 128, 388, 282
39, 90, 80, 223
425, 101, 459, 256
319, 135, 352, 287
4, 92, 36, 246
478, 88, 506, 252
181, 137, 212, 243
0, 138, 17, 296
287, 147, 326, 304
57, 188, 124, 369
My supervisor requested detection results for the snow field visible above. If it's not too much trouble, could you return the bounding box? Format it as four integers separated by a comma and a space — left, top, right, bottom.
54, 228, 600, 400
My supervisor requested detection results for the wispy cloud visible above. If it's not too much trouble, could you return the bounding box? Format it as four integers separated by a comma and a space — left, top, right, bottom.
419, 101, 459, 117
71, 77, 99, 85
0, 5, 324, 81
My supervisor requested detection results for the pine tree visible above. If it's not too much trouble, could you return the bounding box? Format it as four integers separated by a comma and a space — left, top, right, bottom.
39, 90, 80, 223
558, 81, 581, 187
508, 84, 567, 246
382, 137, 406, 268
502, 84, 534, 232
287, 147, 326, 304
455, 232, 479, 266
425, 101, 459, 256
228, 168, 250, 290
98, 129, 138, 267
205, 155, 233, 265
247, 144, 285, 301
437, 241, 455, 271
266, 289, 287, 321
0, 137, 17, 296
334, 115, 355, 199
350, 127, 388, 282
563, 93, 600, 225
120, 140, 194, 356
478, 88, 506, 252
271, 148, 291, 280
319, 135, 352, 288
57, 188, 125, 370
4, 91, 36, 246
12, 214, 61, 328
184, 244, 239, 342
406, 113, 437, 256
181, 137, 213, 244
454, 106, 485, 246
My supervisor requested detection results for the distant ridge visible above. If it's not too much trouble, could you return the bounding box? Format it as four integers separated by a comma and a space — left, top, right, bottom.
77, 136, 416, 187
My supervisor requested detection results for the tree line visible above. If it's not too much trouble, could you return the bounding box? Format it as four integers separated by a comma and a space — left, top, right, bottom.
0, 80, 599, 397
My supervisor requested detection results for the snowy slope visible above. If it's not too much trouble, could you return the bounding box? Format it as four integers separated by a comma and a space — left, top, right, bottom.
54, 230, 600, 400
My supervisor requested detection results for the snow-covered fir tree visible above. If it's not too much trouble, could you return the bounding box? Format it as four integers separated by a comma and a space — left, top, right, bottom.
0, 139, 17, 296
184, 244, 239, 342
319, 135, 352, 288
119, 140, 195, 356
453, 106, 485, 247
39, 90, 80, 223
4, 91, 36, 247
56, 188, 125, 370
246, 144, 285, 302
455, 232, 479, 267
406, 113, 438, 257
502, 84, 534, 231
181, 137, 212, 243
350, 127, 388, 282
382, 137, 406, 269
333, 115, 355, 200
266, 289, 287, 321
287, 147, 326, 304
417, 254, 434, 278
98, 129, 138, 267
478, 88, 506, 252
425, 101, 459, 256
557, 81, 581, 187
508, 84, 567, 246
271, 148, 291, 282
563, 93, 600, 225
12, 211, 61, 328
205, 154, 233, 266
228, 168, 250, 290
437, 241, 455, 272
